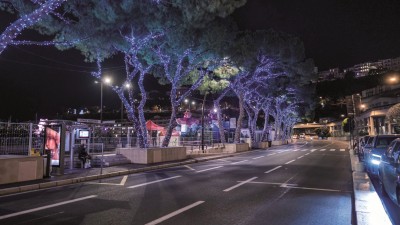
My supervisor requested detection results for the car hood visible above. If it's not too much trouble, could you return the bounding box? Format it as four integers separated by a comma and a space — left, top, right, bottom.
370, 147, 387, 156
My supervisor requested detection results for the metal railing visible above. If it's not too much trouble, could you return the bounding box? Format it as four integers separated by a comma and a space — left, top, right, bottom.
0, 122, 40, 155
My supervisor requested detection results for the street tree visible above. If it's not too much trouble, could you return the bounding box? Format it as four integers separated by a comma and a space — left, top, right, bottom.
0, 0, 67, 54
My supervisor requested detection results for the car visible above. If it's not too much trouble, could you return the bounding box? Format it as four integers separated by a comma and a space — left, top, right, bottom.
292, 134, 299, 139
362, 135, 375, 161
358, 135, 371, 161
299, 133, 306, 139
364, 135, 400, 175
378, 138, 400, 206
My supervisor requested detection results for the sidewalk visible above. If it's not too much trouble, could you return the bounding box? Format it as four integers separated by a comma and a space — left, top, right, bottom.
0, 150, 252, 196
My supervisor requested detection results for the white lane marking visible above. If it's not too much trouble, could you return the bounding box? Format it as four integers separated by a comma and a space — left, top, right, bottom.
301, 149, 307, 151
127, 176, 181, 189
145, 201, 205, 225
320, 149, 326, 151
297, 156, 304, 159
340, 149, 345, 152
230, 160, 248, 165
252, 156, 265, 160
293, 150, 299, 152
243, 181, 348, 193
223, 177, 258, 192
283, 185, 343, 192
217, 159, 230, 163
305, 153, 310, 155
330, 149, 335, 151
265, 166, 282, 174
120, 175, 128, 185
86, 175, 128, 186
285, 160, 296, 164
311, 149, 317, 152
184, 165, 196, 171
268, 153, 276, 156
196, 166, 223, 173
0, 195, 97, 220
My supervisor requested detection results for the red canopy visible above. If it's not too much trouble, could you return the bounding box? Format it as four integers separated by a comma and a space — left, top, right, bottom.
146, 120, 165, 131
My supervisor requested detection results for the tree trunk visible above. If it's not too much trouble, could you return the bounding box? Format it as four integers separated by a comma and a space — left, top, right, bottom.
234, 92, 245, 143
137, 75, 149, 148
261, 108, 270, 141
214, 101, 226, 144
162, 104, 177, 147
0, 0, 66, 54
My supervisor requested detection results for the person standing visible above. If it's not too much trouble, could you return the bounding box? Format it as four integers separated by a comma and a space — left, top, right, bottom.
78, 144, 90, 168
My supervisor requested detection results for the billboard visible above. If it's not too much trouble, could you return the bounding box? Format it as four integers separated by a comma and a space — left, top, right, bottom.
44, 126, 61, 167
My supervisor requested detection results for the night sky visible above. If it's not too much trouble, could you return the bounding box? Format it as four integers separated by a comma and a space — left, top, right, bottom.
1, 0, 400, 121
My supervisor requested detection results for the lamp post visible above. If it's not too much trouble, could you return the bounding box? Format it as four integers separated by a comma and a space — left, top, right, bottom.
95, 77, 111, 123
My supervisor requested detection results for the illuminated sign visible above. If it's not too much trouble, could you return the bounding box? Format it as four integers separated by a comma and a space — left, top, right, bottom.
45, 126, 61, 167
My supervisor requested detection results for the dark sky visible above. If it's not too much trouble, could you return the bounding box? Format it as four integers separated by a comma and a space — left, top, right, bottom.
1, 0, 400, 121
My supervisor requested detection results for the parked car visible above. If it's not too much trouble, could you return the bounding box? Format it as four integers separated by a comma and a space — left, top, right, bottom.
378, 138, 400, 206
292, 134, 299, 139
358, 135, 371, 161
299, 133, 306, 139
364, 135, 400, 175
362, 135, 375, 161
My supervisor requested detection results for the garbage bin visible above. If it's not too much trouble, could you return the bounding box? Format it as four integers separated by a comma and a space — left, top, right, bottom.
268, 141, 272, 147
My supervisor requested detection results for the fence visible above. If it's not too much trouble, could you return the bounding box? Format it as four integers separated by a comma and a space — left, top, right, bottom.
0, 122, 41, 155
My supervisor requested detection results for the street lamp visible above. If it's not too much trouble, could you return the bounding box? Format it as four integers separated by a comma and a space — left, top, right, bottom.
96, 76, 112, 122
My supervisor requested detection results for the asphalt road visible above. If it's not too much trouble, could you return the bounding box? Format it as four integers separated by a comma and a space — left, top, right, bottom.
0, 140, 354, 225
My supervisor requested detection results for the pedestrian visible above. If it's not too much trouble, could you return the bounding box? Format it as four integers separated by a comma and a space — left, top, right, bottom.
78, 144, 91, 168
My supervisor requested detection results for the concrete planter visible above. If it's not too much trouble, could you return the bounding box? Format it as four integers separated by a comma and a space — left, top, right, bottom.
0, 155, 44, 185
223, 143, 249, 153
252, 142, 269, 149
118, 147, 186, 164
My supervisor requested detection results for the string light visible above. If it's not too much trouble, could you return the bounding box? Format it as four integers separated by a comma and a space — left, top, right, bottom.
0, 0, 66, 54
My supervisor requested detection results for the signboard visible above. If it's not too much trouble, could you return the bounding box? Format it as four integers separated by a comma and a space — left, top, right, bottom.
229, 118, 236, 128
102, 120, 116, 124
77, 118, 101, 124
77, 130, 90, 139
44, 126, 61, 167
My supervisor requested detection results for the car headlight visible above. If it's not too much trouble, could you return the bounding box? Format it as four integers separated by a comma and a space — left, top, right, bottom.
371, 159, 381, 165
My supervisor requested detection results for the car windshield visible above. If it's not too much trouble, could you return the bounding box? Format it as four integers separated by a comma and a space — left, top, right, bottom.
367, 137, 374, 145
375, 137, 399, 148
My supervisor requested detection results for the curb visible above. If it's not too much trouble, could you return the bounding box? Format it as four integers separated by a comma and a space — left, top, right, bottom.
0, 148, 272, 197
350, 151, 392, 225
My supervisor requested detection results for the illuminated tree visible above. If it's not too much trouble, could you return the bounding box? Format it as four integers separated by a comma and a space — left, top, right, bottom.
154, 45, 218, 147
0, 0, 67, 54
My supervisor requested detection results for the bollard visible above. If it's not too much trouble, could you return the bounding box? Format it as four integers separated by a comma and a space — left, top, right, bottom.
44, 150, 51, 178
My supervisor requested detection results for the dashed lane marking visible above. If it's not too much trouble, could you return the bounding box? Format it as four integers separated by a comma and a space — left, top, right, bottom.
285, 160, 296, 164
252, 156, 265, 160
196, 166, 223, 173
0, 195, 97, 220
265, 166, 282, 174
145, 201, 205, 225
128, 176, 181, 189
223, 177, 258, 192
230, 160, 248, 165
